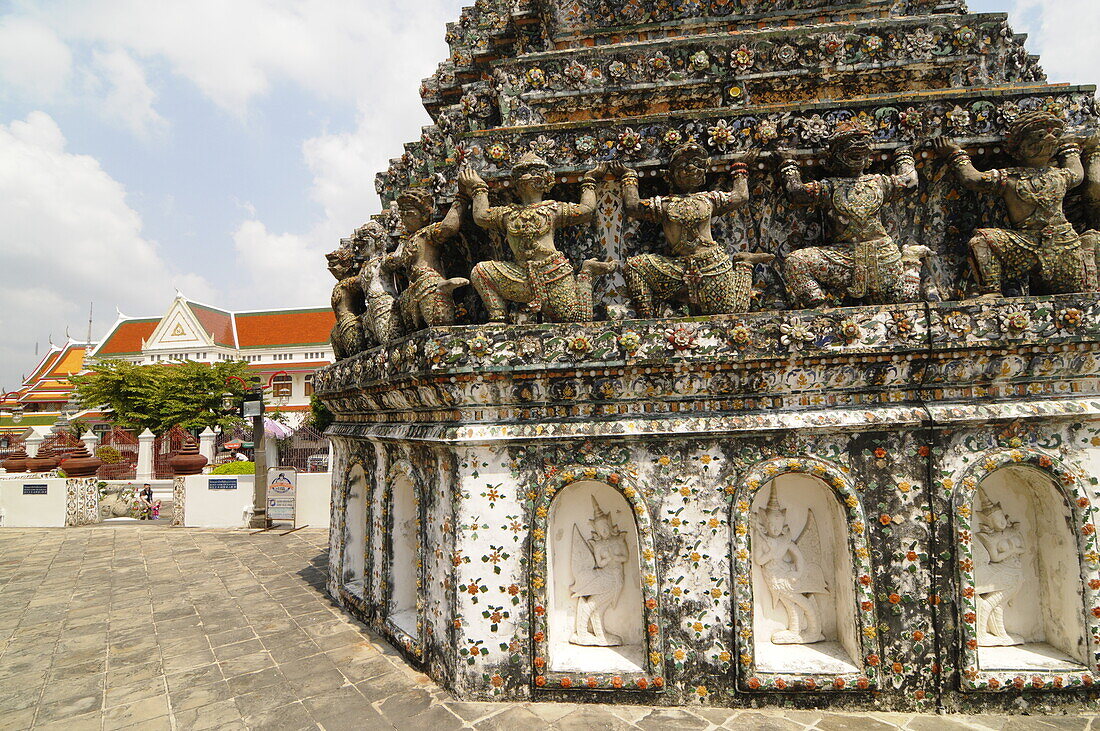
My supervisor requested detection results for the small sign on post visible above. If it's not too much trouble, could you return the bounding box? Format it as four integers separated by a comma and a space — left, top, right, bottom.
266, 467, 297, 525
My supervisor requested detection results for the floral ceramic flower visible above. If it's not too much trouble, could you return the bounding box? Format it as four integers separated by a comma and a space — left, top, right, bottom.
799, 113, 831, 143
689, 50, 710, 71
648, 52, 672, 75
567, 336, 591, 355
862, 35, 884, 55
666, 325, 697, 352
906, 27, 937, 56
780, 321, 814, 348
662, 128, 684, 147
754, 119, 779, 144
708, 119, 735, 148
819, 33, 845, 57
729, 45, 755, 72
774, 44, 798, 65
728, 324, 751, 347
838, 319, 862, 343
529, 135, 556, 158
468, 335, 491, 356
619, 330, 642, 353
954, 25, 978, 47
608, 60, 628, 80
1057, 307, 1084, 329
618, 127, 643, 153
899, 107, 924, 131
486, 142, 510, 162
563, 60, 588, 84
574, 135, 599, 157
1002, 309, 1032, 333
525, 67, 547, 88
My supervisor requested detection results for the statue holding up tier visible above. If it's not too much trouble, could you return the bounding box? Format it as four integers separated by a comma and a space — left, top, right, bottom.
934, 111, 1099, 298
780, 122, 932, 308
327, 246, 367, 360
570, 498, 629, 647
613, 144, 774, 318
754, 486, 829, 645
973, 491, 1025, 647
356, 221, 400, 346
1085, 138, 1100, 230
458, 154, 617, 323
383, 188, 470, 331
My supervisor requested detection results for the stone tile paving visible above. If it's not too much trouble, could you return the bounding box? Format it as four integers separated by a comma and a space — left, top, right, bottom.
0, 525, 1097, 730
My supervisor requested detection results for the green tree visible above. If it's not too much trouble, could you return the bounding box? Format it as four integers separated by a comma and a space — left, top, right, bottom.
308, 393, 334, 433
72, 359, 250, 433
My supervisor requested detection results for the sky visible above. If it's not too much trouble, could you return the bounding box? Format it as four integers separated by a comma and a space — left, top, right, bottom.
0, 0, 1096, 389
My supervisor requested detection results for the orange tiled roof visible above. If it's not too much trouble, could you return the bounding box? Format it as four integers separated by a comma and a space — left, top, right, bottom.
97, 319, 159, 355
187, 303, 236, 347
48, 346, 86, 377
235, 309, 334, 348
27, 350, 63, 383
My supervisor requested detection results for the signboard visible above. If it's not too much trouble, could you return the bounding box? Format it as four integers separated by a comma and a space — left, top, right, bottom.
22, 484, 48, 495
209, 478, 238, 491
266, 467, 297, 524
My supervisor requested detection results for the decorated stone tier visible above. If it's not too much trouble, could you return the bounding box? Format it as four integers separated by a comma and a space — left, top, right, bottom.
316, 0, 1100, 712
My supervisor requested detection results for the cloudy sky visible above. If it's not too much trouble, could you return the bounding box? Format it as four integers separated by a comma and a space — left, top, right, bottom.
0, 0, 1096, 388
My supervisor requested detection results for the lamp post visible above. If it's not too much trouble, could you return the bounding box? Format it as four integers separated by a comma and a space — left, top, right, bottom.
223, 377, 269, 529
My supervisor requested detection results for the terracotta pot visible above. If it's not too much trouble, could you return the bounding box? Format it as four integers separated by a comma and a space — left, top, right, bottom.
169, 442, 208, 476
60, 445, 103, 478
2, 448, 28, 473
25, 445, 59, 473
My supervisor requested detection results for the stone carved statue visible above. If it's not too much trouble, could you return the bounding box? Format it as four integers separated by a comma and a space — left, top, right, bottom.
327, 246, 368, 360
356, 221, 401, 346
973, 491, 1025, 647
1086, 139, 1100, 230
458, 154, 617, 323
383, 188, 470, 331
780, 122, 932, 308
613, 144, 774, 318
934, 111, 1100, 298
754, 486, 829, 645
569, 497, 629, 647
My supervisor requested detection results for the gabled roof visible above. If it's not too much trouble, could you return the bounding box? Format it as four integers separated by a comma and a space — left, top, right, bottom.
235, 308, 334, 349
186, 302, 237, 348
96, 318, 159, 356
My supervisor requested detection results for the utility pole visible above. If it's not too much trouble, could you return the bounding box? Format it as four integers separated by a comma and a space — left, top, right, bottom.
242, 388, 268, 529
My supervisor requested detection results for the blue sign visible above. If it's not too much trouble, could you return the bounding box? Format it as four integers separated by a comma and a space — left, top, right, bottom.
209, 478, 238, 491
22, 485, 48, 495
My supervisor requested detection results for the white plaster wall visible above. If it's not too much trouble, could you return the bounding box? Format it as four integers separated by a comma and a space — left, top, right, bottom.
343, 465, 368, 590
751, 474, 860, 671
295, 473, 332, 529
547, 480, 644, 673
978, 466, 1088, 665
183, 475, 256, 528
367, 445, 387, 607
0, 477, 68, 527
389, 474, 419, 636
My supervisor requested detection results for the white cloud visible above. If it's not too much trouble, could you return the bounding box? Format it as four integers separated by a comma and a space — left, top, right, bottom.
88, 48, 166, 138
231, 220, 332, 309
0, 111, 214, 387
1010, 0, 1100, 85
0, 16, 72, 103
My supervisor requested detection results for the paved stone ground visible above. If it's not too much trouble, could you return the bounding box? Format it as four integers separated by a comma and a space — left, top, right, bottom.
0, 526, 1097, 730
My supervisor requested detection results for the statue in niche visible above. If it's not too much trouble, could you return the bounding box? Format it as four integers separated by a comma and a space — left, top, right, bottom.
934, 111, 1100, 298
779, 122, 933, 308
327, 246, 367, 360
458, 154, 617, 323
973, 491, 1025, 647
569, 497, 629, 647
754, 486, 829, 645
612, 144, 774, 318
356, 221, 400, 346
383, 188, 470, 331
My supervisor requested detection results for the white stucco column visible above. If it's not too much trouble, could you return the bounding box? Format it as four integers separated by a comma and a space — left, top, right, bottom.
81, 430, 99, 456
199, 427, 217, 472
264, 434, 279, 471
25, 432, 44, 458
136, 429, 156, 481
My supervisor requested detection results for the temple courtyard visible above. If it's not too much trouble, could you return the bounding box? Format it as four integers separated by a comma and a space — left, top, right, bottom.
0, 526, 1095, 731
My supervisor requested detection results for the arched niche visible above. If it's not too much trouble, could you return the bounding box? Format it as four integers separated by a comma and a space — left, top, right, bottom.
750, 473, 861, 675
955, 455, 1097, 680
733, 458, 880, 693
546, 480, 644, 674
387, 470, 420, 639
342, 464, 367, 597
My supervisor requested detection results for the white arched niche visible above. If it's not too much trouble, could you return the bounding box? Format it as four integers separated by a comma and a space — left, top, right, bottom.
388, 474, 420, 638
547, 480, 644, 673
342, 465, 367, 597
751, 473, 861, 675
971, 465, 1088, 672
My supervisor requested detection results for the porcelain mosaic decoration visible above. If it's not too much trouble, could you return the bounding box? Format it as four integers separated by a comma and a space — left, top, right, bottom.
317, 0, 1100, 712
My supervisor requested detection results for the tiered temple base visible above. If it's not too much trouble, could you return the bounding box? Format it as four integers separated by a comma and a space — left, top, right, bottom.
317, 294, 1100, 711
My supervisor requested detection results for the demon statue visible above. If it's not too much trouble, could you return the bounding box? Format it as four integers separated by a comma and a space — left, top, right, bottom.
354, 220, 400, 346
383, 188, 470, 331
613, 144, 774, 318
780, 122, 933, 308
934, 111, 1099, 298
327, 245, 367, 360
458, 154, 617, 323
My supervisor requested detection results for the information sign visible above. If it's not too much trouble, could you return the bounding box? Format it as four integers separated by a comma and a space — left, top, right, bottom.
209, 478, 238, 491
22, 485, 48, 495
266, 467, 297, 524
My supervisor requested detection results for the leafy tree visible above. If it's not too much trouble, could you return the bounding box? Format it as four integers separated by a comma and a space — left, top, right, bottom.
308, 393, 334, 433
72, 359, 250, 434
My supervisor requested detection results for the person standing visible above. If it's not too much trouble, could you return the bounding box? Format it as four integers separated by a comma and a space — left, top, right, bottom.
139, 483, 154, 520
